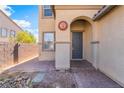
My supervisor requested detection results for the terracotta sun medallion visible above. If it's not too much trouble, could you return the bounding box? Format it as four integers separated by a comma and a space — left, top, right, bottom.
58, 21, 68, 31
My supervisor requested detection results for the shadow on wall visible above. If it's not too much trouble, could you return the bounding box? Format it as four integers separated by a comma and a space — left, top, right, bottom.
13, 43, 20, 63
0, 42, 38, 71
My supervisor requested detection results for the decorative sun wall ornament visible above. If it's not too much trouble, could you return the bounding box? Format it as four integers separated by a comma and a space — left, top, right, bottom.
58, 21, 68, 31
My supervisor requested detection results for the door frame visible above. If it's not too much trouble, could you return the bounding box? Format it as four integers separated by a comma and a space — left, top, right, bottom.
70, 31, 84, 60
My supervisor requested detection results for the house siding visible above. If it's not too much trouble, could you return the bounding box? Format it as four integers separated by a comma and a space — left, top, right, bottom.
97, 6, 124, 87
39, 6, 55, 61
0, 10, 22, 42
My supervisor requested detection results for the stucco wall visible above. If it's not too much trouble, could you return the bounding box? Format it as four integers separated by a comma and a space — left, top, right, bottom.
71, 20, 85, 31
55, 43, 70, 69
54, 5, 101, 44
39, 5, 101, 69
0, 43, 38, 71
55, 9, 99, 43
97, 6, 124, 87
39, 6, 55, 61
0, 10, 22, 42
18, 44, 38, 63
39, 5, 100, 62
55, 8, 99, 69
83, 22, 92, 63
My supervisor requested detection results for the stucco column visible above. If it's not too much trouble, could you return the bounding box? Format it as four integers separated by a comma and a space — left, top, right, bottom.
55, 20, 70, 70
55, 43, 70, 70
92, 22, 99, 69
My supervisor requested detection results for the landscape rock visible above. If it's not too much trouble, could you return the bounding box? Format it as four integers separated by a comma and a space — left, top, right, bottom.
0, 72, 33, 88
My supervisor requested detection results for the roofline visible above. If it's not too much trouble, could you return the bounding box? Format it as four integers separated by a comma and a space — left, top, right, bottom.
0, 9, 23, 31
93, 5, 116, 21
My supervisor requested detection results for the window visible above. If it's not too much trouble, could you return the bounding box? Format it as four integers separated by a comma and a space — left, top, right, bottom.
43, 5, 53, 17
1, 28, 7, 37
5, 29, 10, 37
43, 32, 55, 51
7, 29, 10, 37
10, 30, 16, 37
14, 31, 16, 37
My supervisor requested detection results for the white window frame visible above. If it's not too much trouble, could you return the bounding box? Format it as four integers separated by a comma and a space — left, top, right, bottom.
43, 5, 53, 17
10, 30, 16, 37
1, 28, 7, 38
42, 32, 55, 51
7, 29, 10, 37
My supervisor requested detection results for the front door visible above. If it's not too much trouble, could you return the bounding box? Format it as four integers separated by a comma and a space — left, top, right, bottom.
72, 32, 83, 59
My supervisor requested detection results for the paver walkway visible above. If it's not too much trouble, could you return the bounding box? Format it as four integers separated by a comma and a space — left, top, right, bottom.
1, 58, 121, 88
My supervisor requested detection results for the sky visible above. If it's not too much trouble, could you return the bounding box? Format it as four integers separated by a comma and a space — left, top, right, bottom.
0, 5, 38, 41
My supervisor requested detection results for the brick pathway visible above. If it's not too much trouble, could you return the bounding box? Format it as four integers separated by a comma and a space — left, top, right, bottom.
2, 58, 121, 88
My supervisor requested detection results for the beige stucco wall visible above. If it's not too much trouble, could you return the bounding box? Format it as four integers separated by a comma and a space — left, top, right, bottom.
39, 5, 101, 69
55, 8, 100, 43
39, 5, 101, 61
71, 20, 85, 31
55, 43, 70, 69
55, 6, 100, 69
0, 43, 38, 71
97, 6, 124, 87
83, 22, 92, 63
0, 10, 22, 42
39, 5, 124, 86
39, 6, 55, 61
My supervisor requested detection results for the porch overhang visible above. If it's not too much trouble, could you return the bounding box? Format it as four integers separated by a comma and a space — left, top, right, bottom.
93, 5, 117, 21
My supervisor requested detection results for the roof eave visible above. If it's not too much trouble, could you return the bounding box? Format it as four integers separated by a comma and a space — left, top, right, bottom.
93, 5, 116, 21
0, 9, 23, 31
